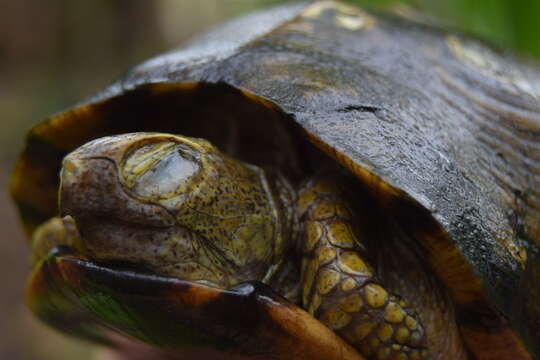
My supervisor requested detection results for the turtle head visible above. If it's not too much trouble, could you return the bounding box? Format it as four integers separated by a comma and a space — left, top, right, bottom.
59, 133, 294, 288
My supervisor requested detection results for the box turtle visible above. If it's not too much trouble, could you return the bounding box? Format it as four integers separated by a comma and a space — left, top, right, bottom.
10, 1, 540, 359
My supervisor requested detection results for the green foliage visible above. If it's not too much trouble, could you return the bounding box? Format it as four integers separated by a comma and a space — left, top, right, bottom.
344, 0, 540, 59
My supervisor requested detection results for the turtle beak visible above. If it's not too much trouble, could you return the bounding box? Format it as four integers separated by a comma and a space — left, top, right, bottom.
59, 148, 176, 228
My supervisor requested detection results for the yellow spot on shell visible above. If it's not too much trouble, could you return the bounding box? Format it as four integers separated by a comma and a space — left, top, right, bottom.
378, 324, 394, 342
317, 246, 337, 265
355, 322, 376, 341
321, 307, 352, 330
405, 315, 418, 330
339, 293, 363, 312
305, 222, 324, 252
395, 327, 410, 344
336, 14, 371, 31
446, 35, 538, 100
328, 222, 356, 249
377, 347, 391, 359
339, 251, 371, 275
302, 1, 376, 31
317, 269, 341, 294
341, 277, 357, 292
364, 284, 388, 308
384, 301, 406, 323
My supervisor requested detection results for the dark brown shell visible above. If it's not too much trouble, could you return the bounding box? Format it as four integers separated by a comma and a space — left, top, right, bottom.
11, 2, 540, 358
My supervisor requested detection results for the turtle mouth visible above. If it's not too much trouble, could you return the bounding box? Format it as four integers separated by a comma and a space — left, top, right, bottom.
60, 156, 177, 228
57, 153, 228, 287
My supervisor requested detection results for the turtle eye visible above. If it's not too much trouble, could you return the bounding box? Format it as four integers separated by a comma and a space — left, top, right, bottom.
122, 141, 201, 199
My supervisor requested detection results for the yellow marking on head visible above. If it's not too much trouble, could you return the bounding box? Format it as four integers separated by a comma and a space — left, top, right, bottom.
364, 283, 388, 308
339, 293, 363, 313
321, 307, 352, 330
339, 250, 371, 275
384, 301, 406, 324
328, 222, 357, 249
123, 142, 178, 188
341, 277, 357, 292
377, 347, 391, 359
305, 222, 324, 253
355, 322, 376, 341
405, 315, 418, 330
317, 269, 341, 294
378, 324, 394, 342
395, 327, 410, 344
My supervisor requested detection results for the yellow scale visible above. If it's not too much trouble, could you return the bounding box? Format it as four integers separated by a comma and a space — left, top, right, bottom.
298, 179, 429, 360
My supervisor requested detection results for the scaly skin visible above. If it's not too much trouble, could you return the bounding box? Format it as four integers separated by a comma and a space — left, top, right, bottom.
32, 133, 467, 360
296, 178, 429, 360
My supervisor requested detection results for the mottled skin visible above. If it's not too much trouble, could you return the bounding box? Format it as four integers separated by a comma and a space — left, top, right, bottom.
33, 133, 468, 360
297, 180, 433, 360
59, 133, 295, 290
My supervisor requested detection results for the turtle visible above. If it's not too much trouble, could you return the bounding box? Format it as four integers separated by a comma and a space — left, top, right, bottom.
9, 1, 540, 360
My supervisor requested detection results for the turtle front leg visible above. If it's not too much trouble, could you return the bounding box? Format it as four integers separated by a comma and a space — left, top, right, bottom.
30, 216, 80, 266
297, 179, 429, 360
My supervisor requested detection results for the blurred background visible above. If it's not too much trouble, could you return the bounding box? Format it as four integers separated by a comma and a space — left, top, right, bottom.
1, 0, 539, 359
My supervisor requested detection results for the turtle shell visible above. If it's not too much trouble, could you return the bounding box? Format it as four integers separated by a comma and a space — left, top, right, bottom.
11, 1, 540, 359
